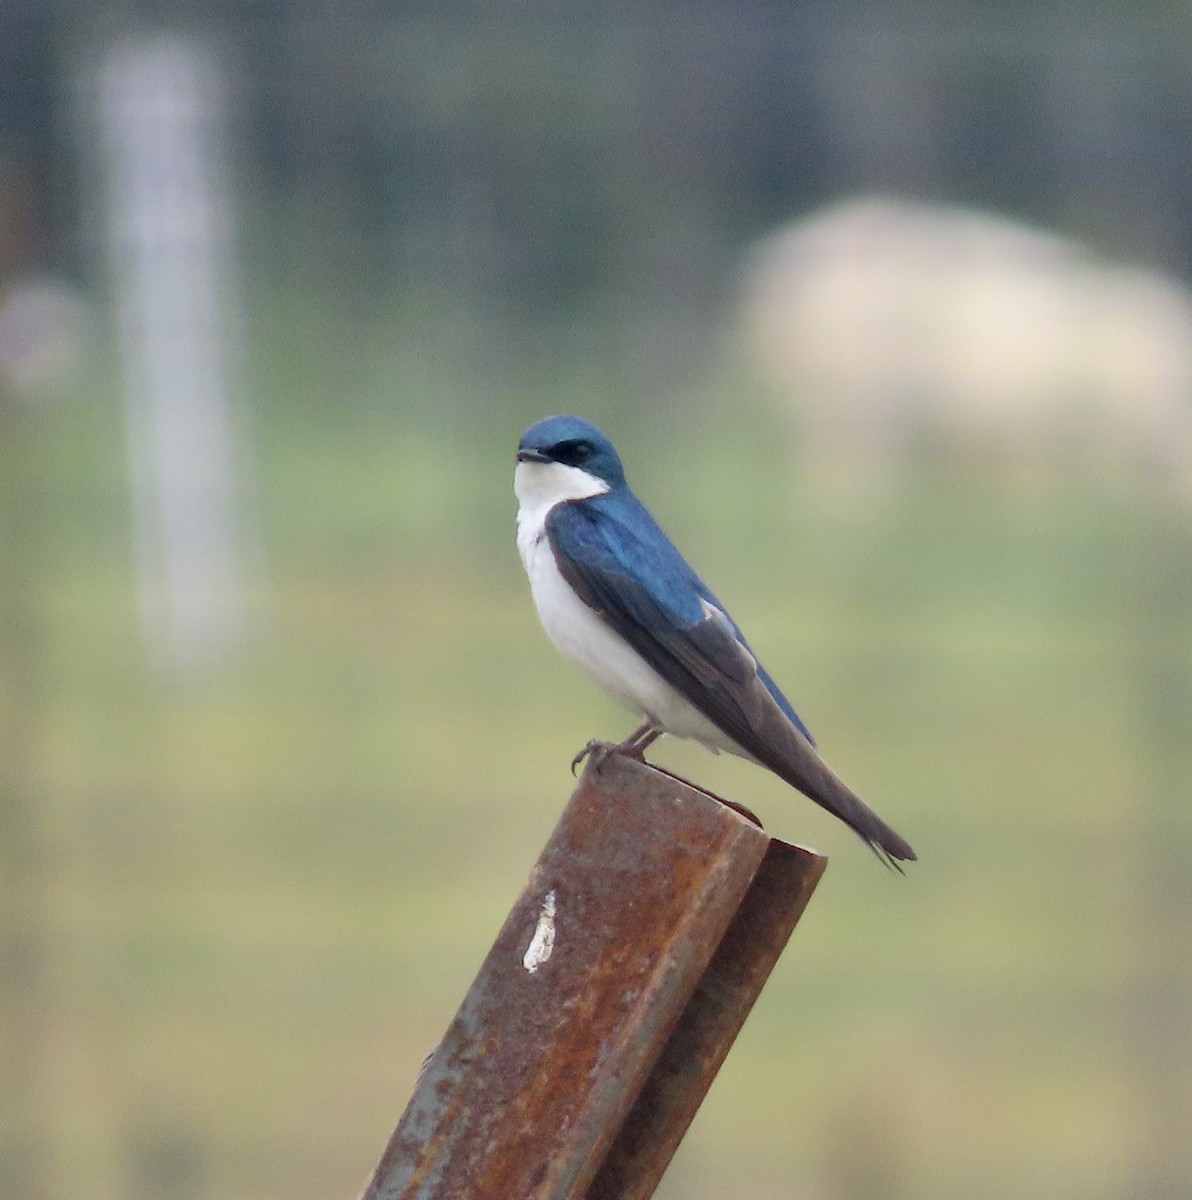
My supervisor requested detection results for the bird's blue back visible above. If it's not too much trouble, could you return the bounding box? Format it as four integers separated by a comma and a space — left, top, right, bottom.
551, 483, 817, 745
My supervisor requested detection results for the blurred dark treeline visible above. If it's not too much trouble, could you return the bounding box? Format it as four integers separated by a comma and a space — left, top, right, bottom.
4, 1, 1192, 347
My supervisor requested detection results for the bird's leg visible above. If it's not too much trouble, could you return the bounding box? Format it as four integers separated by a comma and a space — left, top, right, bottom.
570, 721, 661, 775
614, 721, 662, 760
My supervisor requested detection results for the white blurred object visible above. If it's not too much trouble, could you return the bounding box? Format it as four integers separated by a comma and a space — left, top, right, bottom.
0, 276, 91, 401
741, 196, 1192, 498
98, 33, 249, 670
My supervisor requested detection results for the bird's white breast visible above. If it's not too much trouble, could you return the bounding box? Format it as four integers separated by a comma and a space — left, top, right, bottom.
515, 460, 646, 711
514, 460, 738, 752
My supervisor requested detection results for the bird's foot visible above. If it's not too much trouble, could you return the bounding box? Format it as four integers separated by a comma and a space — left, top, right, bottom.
572, 722, 661, 775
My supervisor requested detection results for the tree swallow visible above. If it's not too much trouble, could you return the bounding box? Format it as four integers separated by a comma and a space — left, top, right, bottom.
514, 414, 916, 869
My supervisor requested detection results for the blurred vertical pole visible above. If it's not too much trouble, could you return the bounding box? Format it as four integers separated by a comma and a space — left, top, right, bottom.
97, 34, 249, 673
1128, 504, 1192, 1200
0, 382, 49, 1199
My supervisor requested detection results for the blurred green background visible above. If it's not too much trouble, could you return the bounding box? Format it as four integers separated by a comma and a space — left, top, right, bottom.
3, 5, 1192, 1200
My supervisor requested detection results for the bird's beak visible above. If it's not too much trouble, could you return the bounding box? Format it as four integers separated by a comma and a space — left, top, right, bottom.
516, 448, 552, 464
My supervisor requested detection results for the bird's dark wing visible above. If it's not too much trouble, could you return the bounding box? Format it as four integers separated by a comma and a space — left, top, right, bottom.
546, 493, 916, 867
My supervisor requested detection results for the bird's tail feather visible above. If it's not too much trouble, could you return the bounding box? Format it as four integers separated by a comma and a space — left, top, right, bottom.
761, 731, 917, 870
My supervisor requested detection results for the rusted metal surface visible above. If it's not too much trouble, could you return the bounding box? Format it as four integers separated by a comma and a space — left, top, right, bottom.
361, 752, 773, 1200
585, 838, 827, 1199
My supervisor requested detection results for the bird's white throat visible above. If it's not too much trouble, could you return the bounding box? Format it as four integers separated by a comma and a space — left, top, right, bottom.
514, 460, 609, 559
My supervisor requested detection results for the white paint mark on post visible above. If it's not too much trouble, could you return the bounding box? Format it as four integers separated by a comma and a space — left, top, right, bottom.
523, 889, 557, 974
98, 34, 249, 671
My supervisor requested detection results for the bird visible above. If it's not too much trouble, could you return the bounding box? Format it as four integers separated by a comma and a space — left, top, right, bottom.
514, 414, 916, 869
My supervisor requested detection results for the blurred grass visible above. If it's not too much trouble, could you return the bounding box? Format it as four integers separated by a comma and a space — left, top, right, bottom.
4, 313, 1192, 1200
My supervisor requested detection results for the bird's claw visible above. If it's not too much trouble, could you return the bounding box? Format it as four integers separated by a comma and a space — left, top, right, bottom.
570, 739, 605, 775
572, 730, 658, 776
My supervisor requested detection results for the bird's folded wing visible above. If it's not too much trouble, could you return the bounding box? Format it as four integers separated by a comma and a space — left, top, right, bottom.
546, 501, 798, 765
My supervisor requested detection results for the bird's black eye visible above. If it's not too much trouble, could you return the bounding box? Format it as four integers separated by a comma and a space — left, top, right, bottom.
557, 439, 593, 464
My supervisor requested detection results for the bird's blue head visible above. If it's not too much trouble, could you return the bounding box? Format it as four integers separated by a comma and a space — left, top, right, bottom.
516, 415, 626, 489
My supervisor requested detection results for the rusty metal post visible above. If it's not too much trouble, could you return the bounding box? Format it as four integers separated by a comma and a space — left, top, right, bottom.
361, 752, 827, 1200
586, 838, 826, 1199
